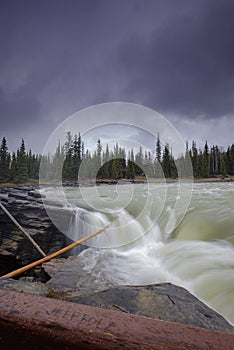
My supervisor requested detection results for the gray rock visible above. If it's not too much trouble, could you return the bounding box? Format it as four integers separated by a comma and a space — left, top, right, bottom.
8, 192, 28, 199
0, 278, 48, 296
76, 284, 234, 334
0, 197, 72, 275
42, 257, 234, 334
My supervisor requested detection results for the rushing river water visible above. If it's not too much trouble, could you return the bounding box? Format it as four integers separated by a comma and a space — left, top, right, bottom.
42, 182, 234, 325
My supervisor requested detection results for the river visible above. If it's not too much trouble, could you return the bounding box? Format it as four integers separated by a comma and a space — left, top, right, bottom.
42, 181, 234, 325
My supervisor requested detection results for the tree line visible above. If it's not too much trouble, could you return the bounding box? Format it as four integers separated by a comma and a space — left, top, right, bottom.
0, 132, 234, 183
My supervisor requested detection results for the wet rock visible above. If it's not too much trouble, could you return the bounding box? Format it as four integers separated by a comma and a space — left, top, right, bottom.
0, 190, 73, 275
8, 192, 28, 200
13, 186, 35, 191
76, 284, 234, 334
42, 257, 234, 334
44, 256, 111, 294
0, 278, 48, 296
28, 190, 45, 199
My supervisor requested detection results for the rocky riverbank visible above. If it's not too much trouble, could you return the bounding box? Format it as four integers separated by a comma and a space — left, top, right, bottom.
0, 186, 72, 276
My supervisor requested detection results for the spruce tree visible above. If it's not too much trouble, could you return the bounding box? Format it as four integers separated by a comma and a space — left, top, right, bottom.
0, 137, 10, 182
230, 144, 234, 175
220, 155, 227, 176
202, 141, 209, 178
96, 139, 102, 170
111, 159, 119, 180
17, 139, 28, 183
10, 152, 17, 181
126, 149, 135, 179
73, 133, 82, 179
191, 140, 198, 177
52, 140, 64, 181
156, 132, 161, 163
102, 144, 111, 178
162, 143, 171, 178
63, 131, 74, 181
135, 146, 144, 176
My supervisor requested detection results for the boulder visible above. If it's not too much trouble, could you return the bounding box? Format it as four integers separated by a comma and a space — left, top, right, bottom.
41, 257, 234, 334
0, 187, 73, 276
0, 278, 48, 296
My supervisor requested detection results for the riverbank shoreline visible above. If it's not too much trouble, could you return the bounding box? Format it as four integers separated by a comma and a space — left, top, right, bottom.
0, 175, 234, 189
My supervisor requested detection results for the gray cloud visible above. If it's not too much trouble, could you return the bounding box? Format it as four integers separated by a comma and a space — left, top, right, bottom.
117, 0, 234, 118
0, 0, 233, 152
0, 88, 41, 131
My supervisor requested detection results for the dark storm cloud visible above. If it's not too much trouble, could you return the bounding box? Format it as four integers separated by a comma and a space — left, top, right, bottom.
0, 88, 41, 131
117, 0, 234, 118
0, 0, 106, 146
0, 0, 233, 151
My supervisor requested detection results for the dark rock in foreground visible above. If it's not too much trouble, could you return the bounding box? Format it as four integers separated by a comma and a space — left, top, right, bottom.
0, 187, 72, 275
42, 257, 234, 334
76, 284, 234, 334
0, 278, 48, 296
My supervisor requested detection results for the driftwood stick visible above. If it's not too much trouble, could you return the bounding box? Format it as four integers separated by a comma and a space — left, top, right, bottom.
0, 201, 46, 257
1, 225, 108, 279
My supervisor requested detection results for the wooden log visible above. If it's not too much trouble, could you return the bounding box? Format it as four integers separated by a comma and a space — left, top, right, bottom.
0, 225, 108, 279
0, 288, 233, 349
0, 201, 46, 257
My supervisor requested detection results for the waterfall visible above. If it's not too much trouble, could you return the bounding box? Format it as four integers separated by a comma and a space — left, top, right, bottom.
68, 207, 160, 249
42, 182, 234, 326
67, 203, 234, 326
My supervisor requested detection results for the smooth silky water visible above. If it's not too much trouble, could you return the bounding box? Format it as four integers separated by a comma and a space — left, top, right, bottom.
42, 182, 234, 325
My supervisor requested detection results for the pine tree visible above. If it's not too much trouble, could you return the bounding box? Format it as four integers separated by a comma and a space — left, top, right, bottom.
0, 137, 10, 182
191, 140, 198, 177
17, 139, 28, 183
111, 159, 119, 180
101, 144, 111, 178
162, 143, 171, 178
119, 147, 127, 178
220, 155, 227, 177
230, 144, 234, 175
135, 146, 144, 176
63, 131, 74, 181
95, 139, 102, 179
96, 139, 102, 170
156, 132, 161, 163
202, 141, 209, 178
10, 152, 17, 181
144, 151, 154, 178
126, 149, 135, 179
52, 140, 64, 181
73, 133, 81, 177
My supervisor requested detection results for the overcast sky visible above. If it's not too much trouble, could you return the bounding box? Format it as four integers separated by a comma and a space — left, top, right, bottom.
0, 0, 234, 154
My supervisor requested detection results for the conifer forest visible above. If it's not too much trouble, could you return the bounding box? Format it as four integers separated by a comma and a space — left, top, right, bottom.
0, 132, 233, 183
